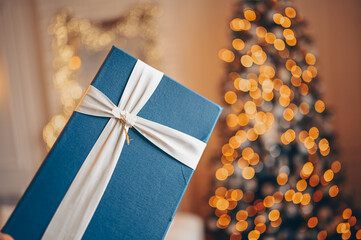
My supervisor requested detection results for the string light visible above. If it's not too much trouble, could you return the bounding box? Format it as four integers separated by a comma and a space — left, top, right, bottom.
210, 1, 359, 239
43, 3, 160, 149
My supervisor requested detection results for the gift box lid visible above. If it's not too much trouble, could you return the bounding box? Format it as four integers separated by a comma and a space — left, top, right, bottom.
2, 46, 222, 240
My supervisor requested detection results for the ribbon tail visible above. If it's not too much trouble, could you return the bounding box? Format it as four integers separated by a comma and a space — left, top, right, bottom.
133, 117, 206, 169
42, 119, 127, 240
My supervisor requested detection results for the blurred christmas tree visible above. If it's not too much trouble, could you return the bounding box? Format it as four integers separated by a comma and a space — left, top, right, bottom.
208, 0, 361, 239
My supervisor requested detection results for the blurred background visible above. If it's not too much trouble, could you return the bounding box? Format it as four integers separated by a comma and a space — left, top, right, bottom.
0, 0, 360, 239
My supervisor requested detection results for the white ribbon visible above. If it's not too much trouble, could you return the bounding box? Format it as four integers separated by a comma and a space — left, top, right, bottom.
42, 60, 206, 239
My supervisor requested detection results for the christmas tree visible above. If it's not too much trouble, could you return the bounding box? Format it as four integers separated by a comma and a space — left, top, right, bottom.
208, 1, 361, 239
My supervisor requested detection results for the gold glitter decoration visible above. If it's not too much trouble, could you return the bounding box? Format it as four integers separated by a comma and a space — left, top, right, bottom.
43, 3, 161, 149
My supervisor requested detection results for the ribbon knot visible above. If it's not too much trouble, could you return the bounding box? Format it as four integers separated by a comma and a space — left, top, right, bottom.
111, 107, 136, 144
111, 107, 137, 127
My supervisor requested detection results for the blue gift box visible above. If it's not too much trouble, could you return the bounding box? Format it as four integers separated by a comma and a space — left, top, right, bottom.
2, 46, 222, 239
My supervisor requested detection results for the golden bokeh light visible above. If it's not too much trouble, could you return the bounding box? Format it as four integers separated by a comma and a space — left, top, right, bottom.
255, 223, 266, 234
231, 189, 244, 201
248, 230, 260, 240
302, 70, 313, 83
308, 65, 318, 77
286, 59, 296, 70
222, 144, 234, 156
249, 154, 260, 166
227, 114, 238, 127
236, 220, 248, 231
271, 217, 282, 228
304, 137, 315, 149
285, 7, 296, 18
263, 196, 275, 208
219, 49, 235, 62
309, 174, 320, 187
244, 101, 257, 114
296, 179, 307, 191
308, 217, 318, 228
299, 102, 310, 115
241, 55, 254, 67
283, 29, 294, 40
254, 215, 266, 224
315, 100, 325, 113
274, 39, 285, 51
283, 108, 294, 121
236, 210, 248, 221
242, 166, 255, 180
238, 113, 249, 126
286, 37, 297, 46
319, 138, 329, 151
323, 169, 334, 182
317, 230, 327, 240
218, 214, 231, 226
238, 78, 251, 92
292, 192, 303, 204
298, 130, 308, 143
225, 91, 237, 104
329, 185, 339, 197
232, 39, 245, 50
256, 26, 267, 38
238, 158, 249, 169
302, 162, 314, 176
230, 18, 242, 31
244, 9, 257, 21
273, 192, 283, 203
285, 189, 295, 201
331, 161, 341, 173
265, 32, 276, 44
279, 85, 291, 97
242, 147, 254, 160
268, 210, 280, 221
301, 193, 311, 205
216, 198, 230, 210
69, 56, 82, 70
215, 187, 227, 197
356, 229, 361, 239
273, 13, 282, 24
309, 127, 319, 139
343, 208, 352, 220
280, 16, 291, 28
305, 53, 316, 65
277, 173, 288, 185
299, 83, 309, 96
291, 65, 302, 78
216, 168, 229, 181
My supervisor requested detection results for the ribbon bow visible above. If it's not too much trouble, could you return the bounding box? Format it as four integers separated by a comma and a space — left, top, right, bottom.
42, 60, 206, 239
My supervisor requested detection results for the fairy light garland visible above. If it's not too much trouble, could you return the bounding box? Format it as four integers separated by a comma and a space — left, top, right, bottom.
43, 3, 161, 149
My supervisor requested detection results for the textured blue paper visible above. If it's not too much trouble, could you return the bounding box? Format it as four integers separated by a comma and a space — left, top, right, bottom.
2, 46, 222, 240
